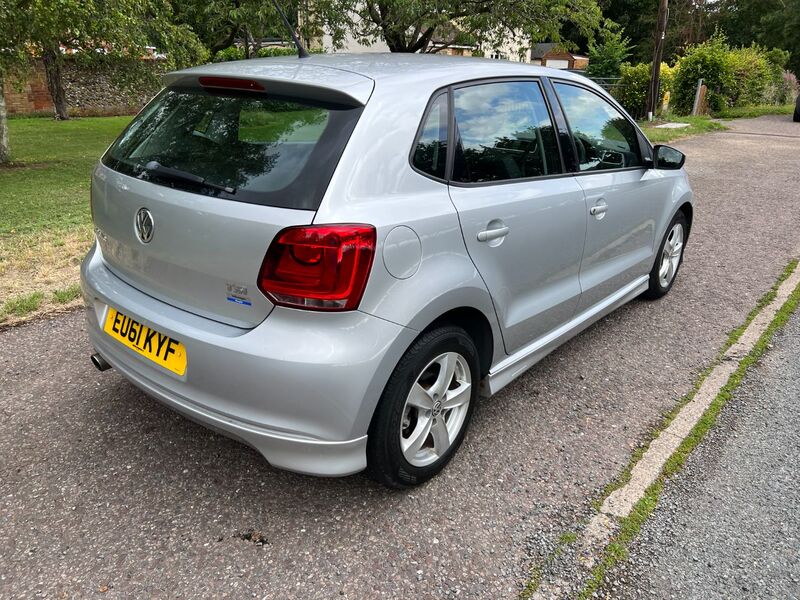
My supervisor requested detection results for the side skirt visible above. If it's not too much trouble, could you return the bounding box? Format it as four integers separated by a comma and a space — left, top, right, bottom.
481, 276, 650, 397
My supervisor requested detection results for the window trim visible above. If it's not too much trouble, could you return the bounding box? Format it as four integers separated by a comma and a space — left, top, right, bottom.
549, 79, 653, 177
408, 76, 572, 188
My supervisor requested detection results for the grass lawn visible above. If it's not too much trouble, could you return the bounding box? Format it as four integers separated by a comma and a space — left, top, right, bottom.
714, 104, 795, 119
638, 115, 728, 144
0, 116, 130, 324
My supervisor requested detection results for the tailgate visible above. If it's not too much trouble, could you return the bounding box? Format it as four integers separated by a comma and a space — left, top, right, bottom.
92, 164, 312, 328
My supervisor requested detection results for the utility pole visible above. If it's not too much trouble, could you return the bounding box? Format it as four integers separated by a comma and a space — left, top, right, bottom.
646, 0, 669, 120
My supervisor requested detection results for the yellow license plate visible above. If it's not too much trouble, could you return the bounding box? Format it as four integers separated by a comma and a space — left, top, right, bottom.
104, 307, 187, 376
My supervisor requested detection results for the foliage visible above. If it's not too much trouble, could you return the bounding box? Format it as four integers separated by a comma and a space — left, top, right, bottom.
671, 34, 793, 114
312, 0, 603, 53
672, 34, 734, 114
765, 67, 797, 107
613, 62, 675, 119
172, 0, 316, 56
714, 104, 796, 119
712, 0, 800, 76
585, 21, 632, 79
211, 46, 246, 62
52, 283, 83, 304
0, 0, 30, 163
5, 0, 207, 120
212, 45, 323, 62
19, 0, 208, 69
1, 292, 45, 320
725, 46, 773, 107
597, 0, 715, 64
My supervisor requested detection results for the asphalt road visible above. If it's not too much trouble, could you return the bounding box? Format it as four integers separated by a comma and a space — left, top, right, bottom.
606, 308, 800, 599
2, 115, 800, 598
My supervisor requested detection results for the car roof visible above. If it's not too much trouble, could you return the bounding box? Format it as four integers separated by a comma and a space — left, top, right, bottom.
166, 53, 594, 106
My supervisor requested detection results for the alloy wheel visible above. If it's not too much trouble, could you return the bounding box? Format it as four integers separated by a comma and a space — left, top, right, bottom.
658, 223, 684, 288
400, 352, 472, 467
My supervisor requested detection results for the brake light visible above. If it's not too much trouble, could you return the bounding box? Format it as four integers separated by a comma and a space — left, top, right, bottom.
258, 224, 376, 311
198, 76, 265, 91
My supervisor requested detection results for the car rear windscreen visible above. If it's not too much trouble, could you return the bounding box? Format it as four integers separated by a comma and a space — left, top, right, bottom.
102, 86, 363, 210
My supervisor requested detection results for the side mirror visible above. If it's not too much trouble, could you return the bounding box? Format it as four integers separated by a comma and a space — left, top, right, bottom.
653, 145, 686, 170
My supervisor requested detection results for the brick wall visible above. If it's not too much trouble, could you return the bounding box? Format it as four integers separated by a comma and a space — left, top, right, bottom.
4, 62, 54, 114
3, 58, 163, 117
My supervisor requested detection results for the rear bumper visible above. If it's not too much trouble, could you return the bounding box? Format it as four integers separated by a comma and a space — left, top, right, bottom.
80, 243, 415, 476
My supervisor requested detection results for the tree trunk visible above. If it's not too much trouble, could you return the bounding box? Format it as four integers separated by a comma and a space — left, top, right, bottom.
646, 0, 669, 118
42, 47, 69, 120
0, 75, 10, 164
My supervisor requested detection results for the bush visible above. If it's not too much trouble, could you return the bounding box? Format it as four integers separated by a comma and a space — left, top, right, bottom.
672, 34, 734, 114
725, 46, 773, 107
613, 62, 675, 119
782, 71, 799, 103
212, 47, 245, 62
763, 50, 795, 105
672, 36, 791, 115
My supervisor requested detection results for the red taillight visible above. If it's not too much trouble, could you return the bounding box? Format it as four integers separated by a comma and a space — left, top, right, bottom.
258, 224, 376, 311
198, 76, 265, 91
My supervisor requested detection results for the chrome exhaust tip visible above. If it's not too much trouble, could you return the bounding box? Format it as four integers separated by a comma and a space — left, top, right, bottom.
91, 353, 111, 372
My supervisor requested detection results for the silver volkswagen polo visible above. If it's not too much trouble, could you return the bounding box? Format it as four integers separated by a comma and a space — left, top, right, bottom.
81, 54, 693, 487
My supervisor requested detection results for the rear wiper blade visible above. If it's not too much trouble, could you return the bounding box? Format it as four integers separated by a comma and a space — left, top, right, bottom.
143, 161, 236, 195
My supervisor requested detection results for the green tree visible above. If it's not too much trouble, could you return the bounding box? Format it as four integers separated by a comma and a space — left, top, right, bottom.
16, 0, 207, 120
0, 0, 29, 163
599, 0, 715, 63
311, 0, 603, 54
171, 0, 306, 58
585, 21, 632, 78
712, 0, 800, 76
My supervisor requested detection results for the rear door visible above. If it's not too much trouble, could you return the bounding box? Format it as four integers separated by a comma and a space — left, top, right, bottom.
93, 80, 364, 328
446, 80, 587, 354
552, 81, 664, 312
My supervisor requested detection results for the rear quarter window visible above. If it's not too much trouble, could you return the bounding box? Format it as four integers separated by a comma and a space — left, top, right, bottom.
103, 87, 362, 210
412, 93, 448, 180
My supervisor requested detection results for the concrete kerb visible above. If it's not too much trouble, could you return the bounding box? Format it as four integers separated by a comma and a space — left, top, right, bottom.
530, 263, 800, 599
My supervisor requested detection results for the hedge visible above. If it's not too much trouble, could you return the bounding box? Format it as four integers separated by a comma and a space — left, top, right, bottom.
212, 46, 324, 62
672, 35, 793, 114
613, 62, 676, 118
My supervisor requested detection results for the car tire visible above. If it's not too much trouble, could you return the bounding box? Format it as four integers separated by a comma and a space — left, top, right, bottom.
366, 326, 480, 488
794, 108, 800, 123
642, 211, 688, 300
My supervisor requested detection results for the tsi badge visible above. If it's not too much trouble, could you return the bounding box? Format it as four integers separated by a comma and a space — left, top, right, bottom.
226, 283, 252, 307
135, 208, 154, 244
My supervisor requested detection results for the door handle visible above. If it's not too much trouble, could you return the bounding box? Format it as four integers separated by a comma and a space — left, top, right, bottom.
589, 204, 608, 216
477, 226, 510, 242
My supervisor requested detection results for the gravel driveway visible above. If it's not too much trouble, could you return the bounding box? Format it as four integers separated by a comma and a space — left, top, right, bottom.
1, 115, 799, 598
606, 308, 800, 599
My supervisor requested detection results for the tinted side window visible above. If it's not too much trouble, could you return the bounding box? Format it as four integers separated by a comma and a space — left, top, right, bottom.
452, 81, 562, 183
412, 94, 448, 179
554, 83, 643, 172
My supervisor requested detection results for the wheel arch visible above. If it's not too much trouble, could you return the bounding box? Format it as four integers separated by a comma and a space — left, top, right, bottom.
422, 307, 495, 379
678, 200, 693, 240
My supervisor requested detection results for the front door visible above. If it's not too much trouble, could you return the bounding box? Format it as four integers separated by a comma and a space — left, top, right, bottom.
446, 80, 587, 354
552, 82, 662, 312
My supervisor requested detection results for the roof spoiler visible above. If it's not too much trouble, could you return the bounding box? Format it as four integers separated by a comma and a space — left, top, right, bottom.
164, 65, 375, 106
